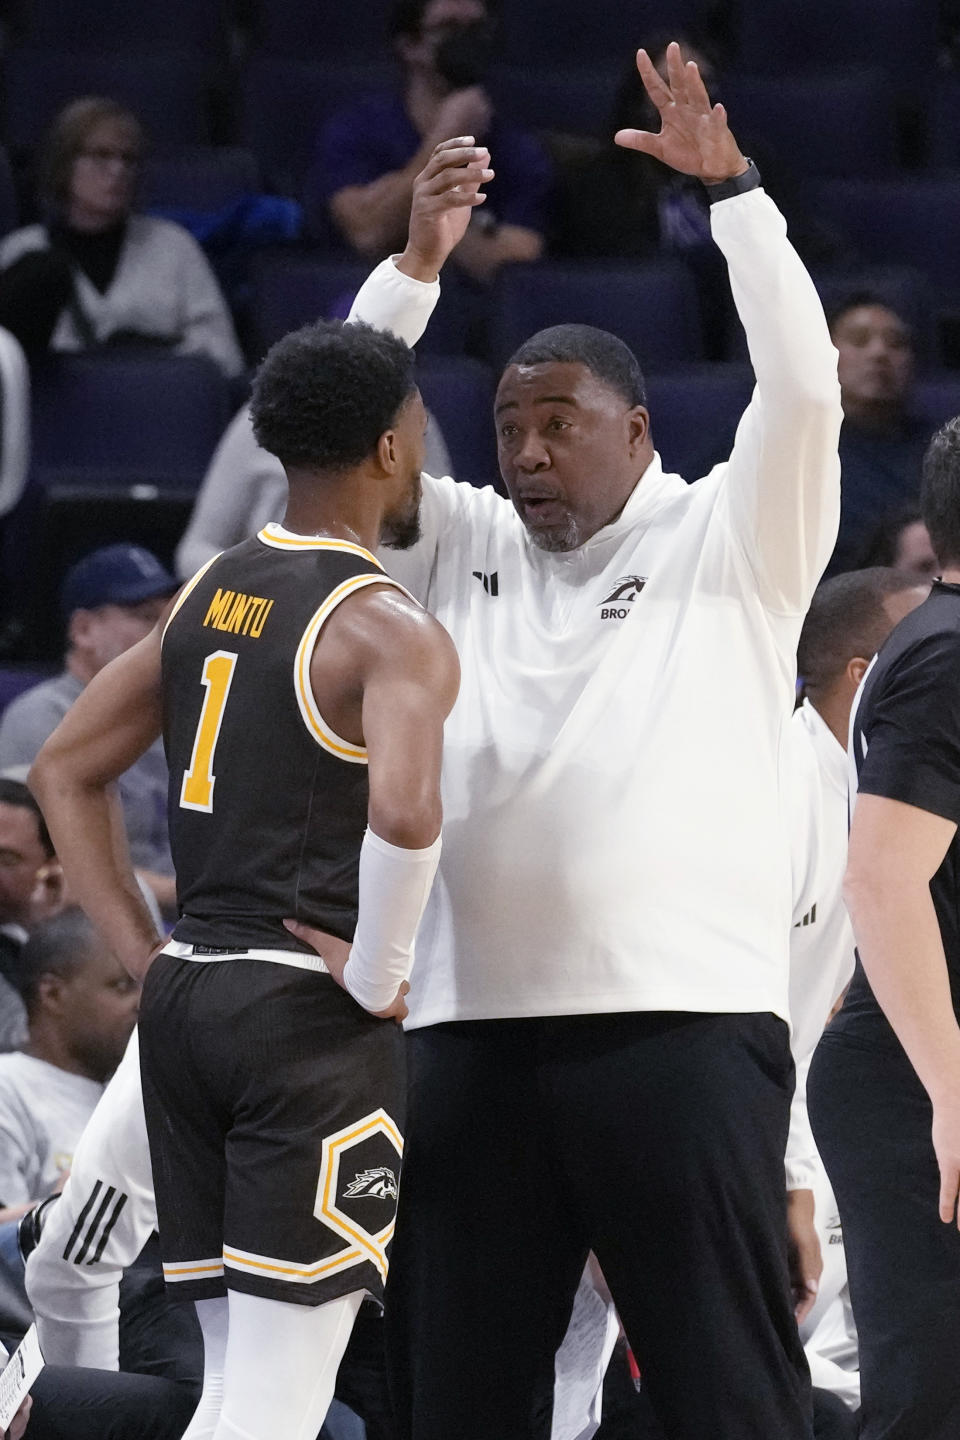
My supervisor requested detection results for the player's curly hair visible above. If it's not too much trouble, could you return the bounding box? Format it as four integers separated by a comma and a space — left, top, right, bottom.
250, 319, 418, 473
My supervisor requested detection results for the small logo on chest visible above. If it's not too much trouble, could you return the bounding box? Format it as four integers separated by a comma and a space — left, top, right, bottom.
599, 575, 646, 619
472, 570, 499, 596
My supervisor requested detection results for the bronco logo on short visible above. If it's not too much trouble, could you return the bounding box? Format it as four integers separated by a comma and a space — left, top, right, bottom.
344, 1167, 398, 1200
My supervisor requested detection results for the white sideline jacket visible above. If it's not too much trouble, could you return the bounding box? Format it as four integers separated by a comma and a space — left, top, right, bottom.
351, 187, 842, 1028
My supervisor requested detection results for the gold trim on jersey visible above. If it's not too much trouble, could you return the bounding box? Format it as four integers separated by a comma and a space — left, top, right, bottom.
161, 552, 222, 647
257, 522, 383, 569
294, 573, 405, 765
163, 1257, 225, 1281
222, 1243, 369, 1285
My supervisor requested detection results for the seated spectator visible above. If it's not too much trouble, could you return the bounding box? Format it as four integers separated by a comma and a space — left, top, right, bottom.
0, 97, 244, 377
175, 400, 452, 579
855, 502, 940, 581
825, 293, 934, 575
0, 546, 177, 917
0, 908, 138, 1227
0, 779, 61, 1055
315, 0, 550, 284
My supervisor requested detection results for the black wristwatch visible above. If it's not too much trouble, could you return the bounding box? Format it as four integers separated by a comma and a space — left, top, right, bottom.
703, 159, 761, 203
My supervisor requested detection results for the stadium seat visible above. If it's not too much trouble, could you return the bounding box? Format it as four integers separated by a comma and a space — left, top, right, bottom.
812, 179, 960, 292
248, 255, 472, 362
733, 0, 937, 98
142, 149, 260, 215
722, 70, 896, 179
645, 366, 755, 481
489, 259, 703, 371
251, 0, 395, 59
15, 0, 229, 59
912, 376, 960, 433
488, 65, 615, 139
499, 0, 706, 66
930, 77, 960, 169
0, 148, 17, 240
1, 48, 210, 154
417, 356, 501, 491
238, 57, 392, 197
30, 353, 230, 495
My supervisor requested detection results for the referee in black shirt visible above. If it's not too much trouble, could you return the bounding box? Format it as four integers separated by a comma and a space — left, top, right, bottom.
810, 416, 960, 1440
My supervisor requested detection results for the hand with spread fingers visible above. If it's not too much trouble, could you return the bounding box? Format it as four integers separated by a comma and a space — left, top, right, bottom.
399, 136, 495, 281
614, 41, 747, 186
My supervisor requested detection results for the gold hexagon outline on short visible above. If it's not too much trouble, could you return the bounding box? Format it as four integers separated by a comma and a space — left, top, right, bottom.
314, 1107, 403, 1282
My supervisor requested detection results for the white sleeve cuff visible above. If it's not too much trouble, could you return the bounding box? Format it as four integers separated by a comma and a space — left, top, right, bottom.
347, 257, 441, 348
342, 827, 441, 1013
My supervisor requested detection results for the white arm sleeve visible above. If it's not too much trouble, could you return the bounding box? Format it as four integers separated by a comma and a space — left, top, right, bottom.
785, 1053, 818, 1191
342, 827, 441, 1013
25, 1032, 157, 1370
710, 189, 842, 613
348, 256, 440, 347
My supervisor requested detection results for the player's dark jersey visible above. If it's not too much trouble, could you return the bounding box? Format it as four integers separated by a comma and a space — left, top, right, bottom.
161, 524, 401, 953
834, 580, 960, 1045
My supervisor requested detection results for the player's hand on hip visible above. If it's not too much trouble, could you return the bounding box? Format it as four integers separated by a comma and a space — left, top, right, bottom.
932, 1095, 960, 1227
370, 980, 410, 1025
399, 138, 495, 280
283, 919, 351, 986
614, 41, 747, 184
8, 1394, 32, 1440
785, 1187, 822, 1324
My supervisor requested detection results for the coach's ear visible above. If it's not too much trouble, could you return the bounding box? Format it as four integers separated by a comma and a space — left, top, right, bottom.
846, 655, 871, 689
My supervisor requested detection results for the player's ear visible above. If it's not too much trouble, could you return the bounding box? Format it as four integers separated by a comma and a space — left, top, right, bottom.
376, 427, 399, 477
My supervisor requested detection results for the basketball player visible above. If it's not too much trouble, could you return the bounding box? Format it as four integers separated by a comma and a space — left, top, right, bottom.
27, 148, 471, 1433
296, 43, 843, 1440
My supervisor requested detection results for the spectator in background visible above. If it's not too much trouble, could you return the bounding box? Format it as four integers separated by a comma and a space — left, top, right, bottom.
315, 0, 551, 284
0, 546, 177, 917
176, 400, 452, 580
826, 293, 934, 575
856, 503, 939, 582
0, 908, 138, 1227
0, 97, 244, 378
0, 779, 61, 1055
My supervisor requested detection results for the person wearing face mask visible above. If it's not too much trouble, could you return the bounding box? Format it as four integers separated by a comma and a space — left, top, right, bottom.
316, 0, 551, 284
0, 96, 243, 378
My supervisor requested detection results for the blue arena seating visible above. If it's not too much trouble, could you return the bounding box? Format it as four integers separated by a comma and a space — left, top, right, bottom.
912, 376, 960, 432
0, 148, 18, 240
29, 353, 229, 495
238, 57, 392, 197
489, 65, 616, 139
499, 0, 707, 66
142, 149, 261, 215
417, 356, 500, 492
930, 77, 960, 169
813, 179, 960, 292
489, 258, 703, 371
248, 254, 473, 361
645, 366, 755, 481
251, 0, 395, 59
14, 0, 230, 59
1, 48, 210, 153
723, 70, 897, 179
733, 0, 937, 98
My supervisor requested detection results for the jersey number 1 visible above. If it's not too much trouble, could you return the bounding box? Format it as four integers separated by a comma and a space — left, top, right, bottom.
180, 651, 238, 813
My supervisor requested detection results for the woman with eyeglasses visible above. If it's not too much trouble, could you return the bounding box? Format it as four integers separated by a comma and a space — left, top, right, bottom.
0, 96, 243, 378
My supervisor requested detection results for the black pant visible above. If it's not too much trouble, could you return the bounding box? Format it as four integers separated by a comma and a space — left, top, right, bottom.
810, 1031, 960, 1439
18, 1367, 197, 1440
386, 1011, 810, 1440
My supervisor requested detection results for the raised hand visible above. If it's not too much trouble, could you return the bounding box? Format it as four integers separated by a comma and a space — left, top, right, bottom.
399, 137, 494, 281
614, 42, 747, 185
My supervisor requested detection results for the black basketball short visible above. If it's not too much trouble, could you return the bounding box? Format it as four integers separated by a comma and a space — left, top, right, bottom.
138, 952, 405, 1307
